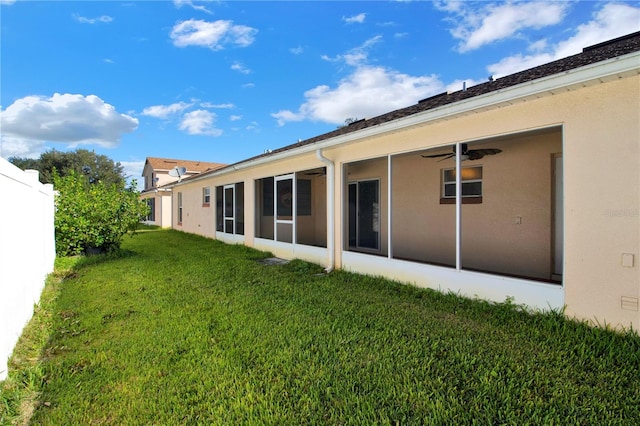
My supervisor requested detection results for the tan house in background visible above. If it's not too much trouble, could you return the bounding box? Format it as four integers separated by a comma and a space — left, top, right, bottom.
154, 32, 639, 332
140, 157, 225, 228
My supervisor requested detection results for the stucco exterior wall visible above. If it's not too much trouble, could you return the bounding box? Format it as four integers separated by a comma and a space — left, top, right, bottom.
164, 69, 638, 331
323, 74, 638, 330
561, 76, 639, 330
140, 191, 173, 228
174, 181, 215, 238
390, 130, 562, 280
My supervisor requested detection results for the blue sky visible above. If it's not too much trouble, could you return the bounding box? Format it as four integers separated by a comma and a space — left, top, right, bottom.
1, 1, 639, 188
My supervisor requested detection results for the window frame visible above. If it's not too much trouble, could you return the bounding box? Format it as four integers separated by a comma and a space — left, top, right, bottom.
177, 192, 183, 225
440, 165, 483, 204
202, 186, 211, 207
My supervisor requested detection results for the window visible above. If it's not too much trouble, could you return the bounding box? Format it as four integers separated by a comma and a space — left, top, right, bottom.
146, 198, 155, 222
177, 192, 183, 224
441, 166, 482, 204
202, 187, 211, 206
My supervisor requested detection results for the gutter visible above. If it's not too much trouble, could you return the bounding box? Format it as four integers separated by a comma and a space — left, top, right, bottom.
316, 148, 335, 273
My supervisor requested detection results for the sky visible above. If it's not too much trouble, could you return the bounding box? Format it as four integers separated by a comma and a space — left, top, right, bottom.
1, 1, 639, 188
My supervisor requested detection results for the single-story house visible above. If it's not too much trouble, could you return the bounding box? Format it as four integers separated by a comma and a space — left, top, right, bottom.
140, 157, 225, 228
153, 32, 640, 332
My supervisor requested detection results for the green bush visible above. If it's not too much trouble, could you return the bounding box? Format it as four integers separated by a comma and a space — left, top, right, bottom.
53, 171, 148, 256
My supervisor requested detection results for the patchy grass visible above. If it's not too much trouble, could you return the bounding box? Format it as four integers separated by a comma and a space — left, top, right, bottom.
2, 228, 639, 425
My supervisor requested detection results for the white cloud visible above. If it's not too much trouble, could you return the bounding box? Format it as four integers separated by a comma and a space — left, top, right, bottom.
487, 3, 640, 77
230, 115, 242, 121
242, 83, 255, 89
119, 160, 146, 190
141, 102, 192, 119
433, 1, 463, 14
179, 110, 222, 136
271, 110, 304, 126
322, 35, 383, 66
487, 53, 554, 78
72, 14, 113, 24
272, 66, 444, 126
344, 13, 366, 24
1, 0, 17, 6
0, 93, 138, 159
173, 0, 213, 15
170, 19, 258, 50
0, 136, 47, 159
200, 102, 235, 109
231, 61, 251, 74
528, 39, 548, 52
552, 3, 640, 59
290, 45, 304, 55
440, 1, 568, 52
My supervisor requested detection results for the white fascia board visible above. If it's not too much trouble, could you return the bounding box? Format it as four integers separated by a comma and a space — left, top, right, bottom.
169, 51, 639, 188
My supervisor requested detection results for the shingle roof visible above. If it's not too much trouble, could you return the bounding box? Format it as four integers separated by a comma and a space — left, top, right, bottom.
178, 31, 640, 184
144, 157, 226, 174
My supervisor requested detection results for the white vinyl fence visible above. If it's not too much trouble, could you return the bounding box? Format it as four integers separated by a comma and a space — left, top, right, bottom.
0, 158, 55, 381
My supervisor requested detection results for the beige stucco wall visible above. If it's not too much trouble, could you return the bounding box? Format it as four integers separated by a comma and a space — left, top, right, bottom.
390, 129, 562, 280
323, 74, 638, 330
166, 71, 639, 331
173, 181, 215, 238
172, 155, 328, 243
140, 191, 172, 228
561, 77, 639, 331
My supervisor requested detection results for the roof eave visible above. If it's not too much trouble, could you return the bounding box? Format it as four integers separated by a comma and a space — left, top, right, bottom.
165, 51, 639, 189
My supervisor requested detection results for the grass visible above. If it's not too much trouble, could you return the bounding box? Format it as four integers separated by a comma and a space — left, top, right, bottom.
1, 227, 639, 425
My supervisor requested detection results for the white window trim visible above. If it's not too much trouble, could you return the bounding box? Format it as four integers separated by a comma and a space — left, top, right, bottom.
203, 186, 211, 205
442, 165, 482, 199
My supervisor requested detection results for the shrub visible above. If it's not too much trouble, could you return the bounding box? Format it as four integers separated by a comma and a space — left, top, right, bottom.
54, 171, 148, 256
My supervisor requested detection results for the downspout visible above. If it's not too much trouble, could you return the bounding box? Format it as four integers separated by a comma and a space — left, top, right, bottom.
455, 142, 462, 271
316, 148, 335, 273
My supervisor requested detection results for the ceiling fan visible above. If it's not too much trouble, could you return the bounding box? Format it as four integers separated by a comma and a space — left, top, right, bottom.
421, 143, 502, 161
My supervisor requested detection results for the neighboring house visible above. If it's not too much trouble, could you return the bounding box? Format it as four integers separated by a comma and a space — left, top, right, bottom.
140, 157, 225, 228
161, 32, 639, 332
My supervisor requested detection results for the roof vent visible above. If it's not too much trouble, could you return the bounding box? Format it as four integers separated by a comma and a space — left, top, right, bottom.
348, 118, 366, 126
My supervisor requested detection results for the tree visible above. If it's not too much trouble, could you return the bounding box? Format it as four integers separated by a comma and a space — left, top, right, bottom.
53, 171, 148, 256
10, 148, 126, 187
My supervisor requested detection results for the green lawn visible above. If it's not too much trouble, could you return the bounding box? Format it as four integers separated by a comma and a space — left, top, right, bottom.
2, 228, 639, 425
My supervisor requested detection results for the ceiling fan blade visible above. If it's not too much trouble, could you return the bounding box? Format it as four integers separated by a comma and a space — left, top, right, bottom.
437, 154, 456, 162
421, 153, 452, 158
465, 148, 502, 160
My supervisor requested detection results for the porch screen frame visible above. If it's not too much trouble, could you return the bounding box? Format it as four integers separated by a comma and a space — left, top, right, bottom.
347, 178, 381, 252
274, 173, 296, 243
216, 182, 245, 235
